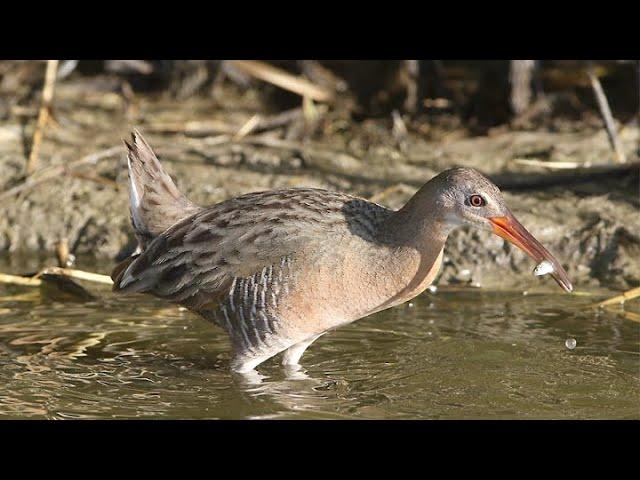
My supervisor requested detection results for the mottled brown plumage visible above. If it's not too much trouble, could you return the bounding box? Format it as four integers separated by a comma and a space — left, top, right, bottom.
113, 130, 572, 373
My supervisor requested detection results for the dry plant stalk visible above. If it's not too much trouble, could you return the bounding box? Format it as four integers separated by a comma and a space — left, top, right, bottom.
622, 311, 640, 323
589, 286, 640, 309
26, 60, 59, 175
229, 60, 334, 103
146, 108, 303, 139
233, 114, 261, 141
513, 159, 582, 169
0, 268, 113, 287
34, 267, 113, 285
587, 67, 627, 163
0, 273, 43, 287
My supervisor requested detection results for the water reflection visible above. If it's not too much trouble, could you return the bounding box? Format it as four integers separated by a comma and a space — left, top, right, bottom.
0, 258, 638, 419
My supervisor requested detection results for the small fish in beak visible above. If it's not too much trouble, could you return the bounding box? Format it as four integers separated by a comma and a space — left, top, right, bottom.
534, 260, 555, 277
489, 212, 573, 293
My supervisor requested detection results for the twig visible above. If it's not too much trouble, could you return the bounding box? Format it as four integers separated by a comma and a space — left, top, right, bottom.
298, 60, 348, 92
0, 145, 121, 203
239, 135, 306, 150
423, 98, 452, 109
256, 108, 302, 130
147, 109, 303, 139
26, 60, 59, 175
587, 287, 640, 309
145, 120, 238, 136
513, 158, 582, 169
233, 114, 261, 141
0, 273, 43, 287
0, 268, 113, 287
622, 311, 640, 324
34, 267, 113, 285
587, 65, 627, 163
105, 60, 154, 75
228, 60, 334, 103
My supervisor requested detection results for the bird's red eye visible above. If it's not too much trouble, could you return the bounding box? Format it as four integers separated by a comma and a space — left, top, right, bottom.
469, 194, 485, 207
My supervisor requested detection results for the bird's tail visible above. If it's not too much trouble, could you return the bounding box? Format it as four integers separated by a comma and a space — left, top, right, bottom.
112, 130, 202, 289
123, 129, 201, 250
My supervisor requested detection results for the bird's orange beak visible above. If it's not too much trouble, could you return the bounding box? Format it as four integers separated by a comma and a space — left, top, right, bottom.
489, 212, 573, 293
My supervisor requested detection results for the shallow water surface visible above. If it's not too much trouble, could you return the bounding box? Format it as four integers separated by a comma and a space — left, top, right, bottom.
0, 262, 638, 419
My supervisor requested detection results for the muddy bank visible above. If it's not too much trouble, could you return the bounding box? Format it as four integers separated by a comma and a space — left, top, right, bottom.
1, 82, 639, 290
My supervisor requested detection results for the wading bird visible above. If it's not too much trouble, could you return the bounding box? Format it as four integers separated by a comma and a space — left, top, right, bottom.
112, 131, 572, 373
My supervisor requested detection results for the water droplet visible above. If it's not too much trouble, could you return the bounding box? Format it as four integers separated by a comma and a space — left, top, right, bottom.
427, 285, 438, 294
565, 338, 577, 350
408, 302, 414, 308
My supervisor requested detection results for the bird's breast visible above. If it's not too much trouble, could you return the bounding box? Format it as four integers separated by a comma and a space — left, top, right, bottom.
360, 245, 444, 315
283, 237, 444, 327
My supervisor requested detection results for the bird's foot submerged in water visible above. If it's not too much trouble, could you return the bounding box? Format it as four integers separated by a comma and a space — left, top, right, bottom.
230, 333, 324, 375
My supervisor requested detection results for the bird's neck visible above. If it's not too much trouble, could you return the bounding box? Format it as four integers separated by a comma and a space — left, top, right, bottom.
381, 183, 452, 251
325, 186, 451, 319
349, 186, 450, 315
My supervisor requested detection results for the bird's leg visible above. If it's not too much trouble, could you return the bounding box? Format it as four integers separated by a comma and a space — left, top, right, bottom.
230, 334, 306, 373
281, 334, 323, 368
230, 352, 277, 373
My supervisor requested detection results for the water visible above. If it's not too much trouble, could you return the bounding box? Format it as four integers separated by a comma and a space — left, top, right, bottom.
0, 260, 638, 419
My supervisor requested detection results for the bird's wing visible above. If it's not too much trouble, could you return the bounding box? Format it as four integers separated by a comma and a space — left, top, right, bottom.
111, 188, 361, 310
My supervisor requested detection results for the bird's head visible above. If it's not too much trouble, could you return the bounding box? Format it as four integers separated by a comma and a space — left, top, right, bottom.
433, 167, 573, 293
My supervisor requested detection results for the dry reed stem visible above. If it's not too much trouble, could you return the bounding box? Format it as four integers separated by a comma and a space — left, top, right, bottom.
622, 311, 640, 324
587, 67, 627, 163
25, 60, 59, 175
233, 114, 261, 141
588, 286, 640, 309
0, 268, 113, 288
145, 120, 239, 136
229, 60, 334, 103
513, 159, 582, 169
34, 267, 113, 285
146, 109, 302, 140
0, 273, 43, 287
